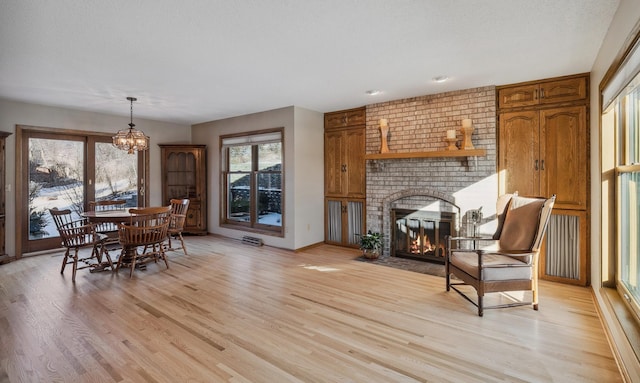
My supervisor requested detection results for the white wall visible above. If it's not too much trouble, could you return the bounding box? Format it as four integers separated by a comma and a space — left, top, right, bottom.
191, 106, 324, 250
293, 107, 325, 249
0, 98, 191, 257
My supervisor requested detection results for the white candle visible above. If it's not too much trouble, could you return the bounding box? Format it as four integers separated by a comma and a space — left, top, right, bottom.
446, 129, 456, 139
379, 118, 388, 127
462, 118, 472, 128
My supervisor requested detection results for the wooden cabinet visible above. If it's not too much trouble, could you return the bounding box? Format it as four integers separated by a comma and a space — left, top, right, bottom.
498, 75, 587, 109
159, 144, 207, 234
324, 107, 366, 247
497, 73, 589, 286
324, 108, 366, 129
499, 106, 587, 210
0, 132, 10, 262
324, 127, 366, 198
325, 198, 365, 247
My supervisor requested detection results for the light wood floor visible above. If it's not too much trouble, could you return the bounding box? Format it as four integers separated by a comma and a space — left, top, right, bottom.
0, 235, 622, 382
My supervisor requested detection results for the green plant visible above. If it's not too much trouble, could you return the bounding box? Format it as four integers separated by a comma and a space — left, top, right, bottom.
359, 230, 382, 250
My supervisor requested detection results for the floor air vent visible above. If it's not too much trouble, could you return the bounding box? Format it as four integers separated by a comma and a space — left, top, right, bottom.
241, 236, 263, 246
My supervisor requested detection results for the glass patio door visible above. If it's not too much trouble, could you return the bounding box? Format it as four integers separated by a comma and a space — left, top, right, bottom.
20, 129, 145, 254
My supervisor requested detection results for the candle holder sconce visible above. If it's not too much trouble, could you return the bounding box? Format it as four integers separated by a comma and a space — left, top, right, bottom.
379, 119, 390, 154
445, 137, 458, 151
444, 129, 458, 150
461, 118, 474, 150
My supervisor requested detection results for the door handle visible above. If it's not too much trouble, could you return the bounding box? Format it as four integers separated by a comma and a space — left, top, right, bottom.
541, 160, 545, 170
535, 160, 539, 171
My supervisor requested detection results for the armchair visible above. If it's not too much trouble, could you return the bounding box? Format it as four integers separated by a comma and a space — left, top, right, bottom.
445, 194, 556, 316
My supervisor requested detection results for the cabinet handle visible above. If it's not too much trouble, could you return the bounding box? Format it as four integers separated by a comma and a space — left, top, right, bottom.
341, 164, 347, 172
540, 88, 545, 99
541, 160, 545, 170
534, 89, 538, 100
535, 160, 539, 170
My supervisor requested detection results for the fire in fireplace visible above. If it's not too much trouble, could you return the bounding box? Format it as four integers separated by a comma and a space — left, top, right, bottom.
392, 209, 456, 264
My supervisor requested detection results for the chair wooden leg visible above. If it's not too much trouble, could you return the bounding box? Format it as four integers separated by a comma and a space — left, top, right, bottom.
60, 249, 70, 274
115, 248, 125, 273
129, 254, 136, 278
179, 233, 187, 255
161, 248, 169, 269
478, 295, 483, 317
532, 278, 539, 311
102, 245, 113, 269
71, 248, 79, 283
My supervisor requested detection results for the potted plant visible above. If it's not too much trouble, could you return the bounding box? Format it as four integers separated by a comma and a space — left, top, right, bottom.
358, 230, 382, 259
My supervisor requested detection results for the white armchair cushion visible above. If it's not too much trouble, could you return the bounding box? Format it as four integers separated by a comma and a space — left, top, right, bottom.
450, 251, 532, 281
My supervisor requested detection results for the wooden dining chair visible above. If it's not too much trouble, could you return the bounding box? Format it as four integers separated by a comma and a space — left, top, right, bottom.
49, 208, 111, 282
167, 198, 190, 255
116, 206, 171, 277
88, 200, 127, 255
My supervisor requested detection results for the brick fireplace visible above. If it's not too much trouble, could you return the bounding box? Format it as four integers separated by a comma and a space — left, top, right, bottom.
392, 207, 456, 263
364, 86, 499, 257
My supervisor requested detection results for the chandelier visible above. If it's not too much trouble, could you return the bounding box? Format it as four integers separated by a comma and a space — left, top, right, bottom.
112, 97, 149, 154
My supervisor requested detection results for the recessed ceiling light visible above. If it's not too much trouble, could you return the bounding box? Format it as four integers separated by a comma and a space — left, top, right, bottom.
432, 76, 449, 83
366, 90, 381, 95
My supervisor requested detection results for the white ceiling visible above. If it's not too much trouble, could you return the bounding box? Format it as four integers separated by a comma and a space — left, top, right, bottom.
0, 0, 620, 125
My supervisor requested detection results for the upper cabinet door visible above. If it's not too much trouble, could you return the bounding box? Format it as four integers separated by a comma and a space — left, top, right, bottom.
324, 130, 346, 196
498, 76, 587, 109
345, 128, 366, 198
499, 110, 541, 197
324, 108, 366, 129
540, 106, 587, 210
538, 77, 587, 105
498, 84, 540, 109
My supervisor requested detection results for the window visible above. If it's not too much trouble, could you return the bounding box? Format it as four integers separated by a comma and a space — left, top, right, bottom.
613, 74, 640, 319
221, 129, 283, 235
17, 127, 147, 254
602, 34, 640, 323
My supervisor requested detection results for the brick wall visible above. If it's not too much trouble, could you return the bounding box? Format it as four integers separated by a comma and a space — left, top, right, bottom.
364, 86, 498, 255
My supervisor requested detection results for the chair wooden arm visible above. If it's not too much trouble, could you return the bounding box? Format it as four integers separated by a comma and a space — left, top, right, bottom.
59, 220, 101, 246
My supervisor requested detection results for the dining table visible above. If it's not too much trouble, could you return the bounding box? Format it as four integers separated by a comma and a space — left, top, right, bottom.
81, 209, 139, 224
80, 209, 142, 272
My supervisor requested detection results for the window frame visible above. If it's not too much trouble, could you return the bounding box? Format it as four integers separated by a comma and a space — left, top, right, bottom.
601, 26, 640, 326
220, 128, 284, 236
15, 125, 149, 256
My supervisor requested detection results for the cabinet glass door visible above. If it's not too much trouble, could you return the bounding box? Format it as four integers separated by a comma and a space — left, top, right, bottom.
167, 152, 197, 199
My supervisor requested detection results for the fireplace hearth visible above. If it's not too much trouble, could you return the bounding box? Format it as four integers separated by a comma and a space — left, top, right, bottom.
392, 209, 455, 264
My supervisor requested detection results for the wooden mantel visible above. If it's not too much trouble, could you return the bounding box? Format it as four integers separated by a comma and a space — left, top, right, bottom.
364, 149, 486, 160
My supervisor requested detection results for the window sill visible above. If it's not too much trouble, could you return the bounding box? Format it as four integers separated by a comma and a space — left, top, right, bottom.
594, 286, 640, 381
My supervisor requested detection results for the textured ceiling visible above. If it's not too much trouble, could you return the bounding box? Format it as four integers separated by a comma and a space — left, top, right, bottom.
0, 0, 620, 125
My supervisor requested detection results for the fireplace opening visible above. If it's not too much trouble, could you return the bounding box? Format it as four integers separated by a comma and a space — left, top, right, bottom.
391, 209, 456, 264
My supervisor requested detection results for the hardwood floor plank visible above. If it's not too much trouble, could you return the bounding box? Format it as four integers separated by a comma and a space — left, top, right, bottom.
0, 236, 623, 382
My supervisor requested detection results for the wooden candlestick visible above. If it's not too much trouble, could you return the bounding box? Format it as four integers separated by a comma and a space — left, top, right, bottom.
379, 123, 389, 153
461, 126, 475, 150
445, 137, 458, 151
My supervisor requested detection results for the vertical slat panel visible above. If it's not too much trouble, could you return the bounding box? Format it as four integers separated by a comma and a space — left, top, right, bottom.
545, 214, 580, 279
327, 200, 342, 242
347, 200, 363, 245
